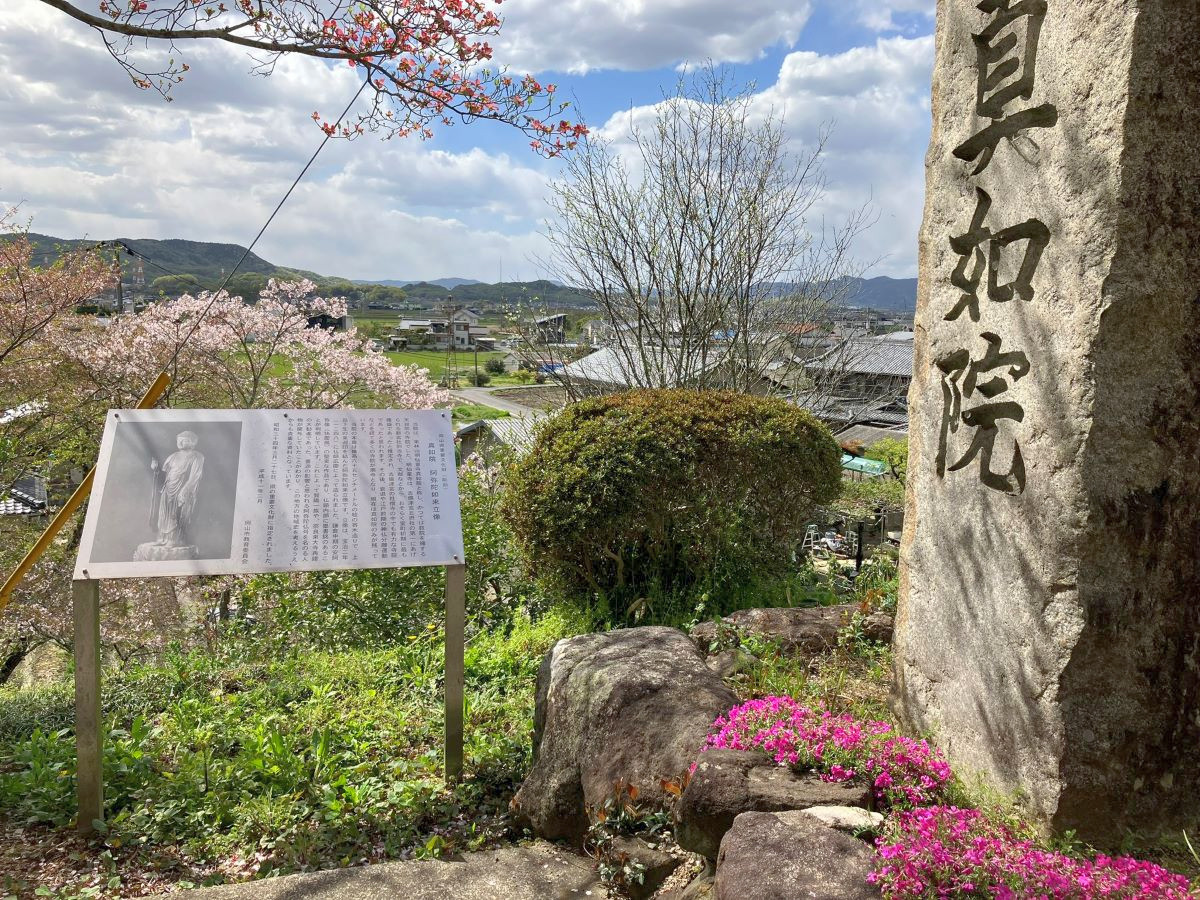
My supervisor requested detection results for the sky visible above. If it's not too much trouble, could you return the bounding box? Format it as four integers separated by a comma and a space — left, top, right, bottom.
0, 0, 935, 283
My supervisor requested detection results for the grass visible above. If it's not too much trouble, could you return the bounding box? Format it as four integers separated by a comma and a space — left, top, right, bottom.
0, 604, 591, 898
385, 350, 524, 386
452, 403, 510, 422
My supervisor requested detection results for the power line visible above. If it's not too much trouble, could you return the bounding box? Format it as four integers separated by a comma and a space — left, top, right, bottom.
169, 76, 370, 358
17, 76, 369, 353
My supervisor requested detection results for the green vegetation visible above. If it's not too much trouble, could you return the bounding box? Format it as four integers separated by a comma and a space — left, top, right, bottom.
451, 403, 510, 422
503, 390, 842, 611
0, 468, 592, 896
385, 350, 519, 385
836, 436, 908, 520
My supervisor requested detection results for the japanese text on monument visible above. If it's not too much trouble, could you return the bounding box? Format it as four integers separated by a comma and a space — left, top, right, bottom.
937, 0, 1058, 496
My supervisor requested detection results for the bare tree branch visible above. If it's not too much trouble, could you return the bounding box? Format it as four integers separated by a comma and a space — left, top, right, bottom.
524, 65, 894, 419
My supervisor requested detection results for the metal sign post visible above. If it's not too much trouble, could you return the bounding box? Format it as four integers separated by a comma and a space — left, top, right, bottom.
72, 578, 103, 830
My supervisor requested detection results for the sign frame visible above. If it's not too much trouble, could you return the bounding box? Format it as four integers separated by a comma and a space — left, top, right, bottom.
70, 408, 467, 833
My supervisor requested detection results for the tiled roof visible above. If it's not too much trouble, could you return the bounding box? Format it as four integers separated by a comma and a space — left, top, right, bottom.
1, 476, 48, 516
561, 347, 719, 388
806, 336, 914, 378
457, 414, 547, 454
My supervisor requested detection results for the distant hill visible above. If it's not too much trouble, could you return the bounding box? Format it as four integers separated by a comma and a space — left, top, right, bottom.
395, 278, 594, 307
19, 233, 918, 312
842, 276, 917, 312
763, 276, 917, 313
364, 277, 482, 290
23, 233, 299, 283
15, 232, 595, 308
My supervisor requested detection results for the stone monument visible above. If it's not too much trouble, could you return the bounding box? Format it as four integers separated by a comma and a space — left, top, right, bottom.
895, 0, 1200, 839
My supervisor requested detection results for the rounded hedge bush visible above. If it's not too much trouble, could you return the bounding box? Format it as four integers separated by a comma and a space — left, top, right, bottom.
502, 389, 841, 599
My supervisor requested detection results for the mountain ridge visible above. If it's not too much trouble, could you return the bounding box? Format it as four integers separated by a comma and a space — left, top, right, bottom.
15, 232, 916, 311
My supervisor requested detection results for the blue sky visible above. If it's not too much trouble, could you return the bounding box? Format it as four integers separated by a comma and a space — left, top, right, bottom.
0, 0, 935, 283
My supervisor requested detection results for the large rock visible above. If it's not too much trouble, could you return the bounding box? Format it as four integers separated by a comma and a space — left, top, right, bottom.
690, 605, 849, 656
512, 627, 737, 844
715, 810, 879, 900
674, 749, 871, 860
182, 842, 606, 899
896, 1, 1200, 839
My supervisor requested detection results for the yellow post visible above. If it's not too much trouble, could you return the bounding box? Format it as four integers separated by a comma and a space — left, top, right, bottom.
0, 371, 172, 611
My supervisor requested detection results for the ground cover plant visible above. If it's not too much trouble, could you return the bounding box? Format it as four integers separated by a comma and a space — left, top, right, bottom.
870, 806, 1193, 899
0, 602, 590, 899
701, 696, 953, 809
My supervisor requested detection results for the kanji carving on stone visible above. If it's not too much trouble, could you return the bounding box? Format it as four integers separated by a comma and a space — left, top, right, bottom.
946, 188, 1050, 322
936, 332, 1030, 494
953, 0, 1058, 174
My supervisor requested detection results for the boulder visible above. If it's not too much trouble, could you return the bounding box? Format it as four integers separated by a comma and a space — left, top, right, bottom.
691, 605, 849, 657
896, 0, 1200, 839
800, 805, 884, 834
512, 626, 737, 844
715, 810, 879, 900
185, 841, 606, 900
674, 749, 871, 860
862, 612, 894, 645
703, 648, 755, 679
608, 835, 680, 900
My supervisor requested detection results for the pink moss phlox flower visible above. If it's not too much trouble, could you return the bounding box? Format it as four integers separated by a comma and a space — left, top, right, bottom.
869, 806, 1193, 899
702, 696, 952, 808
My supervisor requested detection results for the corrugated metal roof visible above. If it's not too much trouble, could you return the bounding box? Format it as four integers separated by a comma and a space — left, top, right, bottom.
841, 453, 889, 476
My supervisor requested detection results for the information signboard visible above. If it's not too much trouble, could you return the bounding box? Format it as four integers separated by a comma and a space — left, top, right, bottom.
70, 408, 467, 831
75, 409, 464, 579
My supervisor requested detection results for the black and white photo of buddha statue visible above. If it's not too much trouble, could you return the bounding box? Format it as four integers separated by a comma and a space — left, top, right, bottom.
89, 420, 242, 564
135, 430, 207, 561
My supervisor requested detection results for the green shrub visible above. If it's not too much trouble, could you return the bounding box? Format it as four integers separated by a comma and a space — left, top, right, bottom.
483, 357, 506, 375
503, 389, 841, 603
470, 371, 491, 387
866, 436, 908, 482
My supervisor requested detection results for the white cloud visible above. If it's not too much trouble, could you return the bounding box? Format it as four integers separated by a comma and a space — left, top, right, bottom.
0, 0, 560, 281
593, 36, 935, 277
842, 0, 936, 33
2, 1, 933, 282
493, 0, 814, 74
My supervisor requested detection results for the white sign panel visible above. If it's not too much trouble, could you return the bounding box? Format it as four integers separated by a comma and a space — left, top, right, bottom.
75, 409, 464, 579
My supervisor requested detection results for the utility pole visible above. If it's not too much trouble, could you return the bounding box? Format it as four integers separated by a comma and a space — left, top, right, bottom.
113, 247, 123, 313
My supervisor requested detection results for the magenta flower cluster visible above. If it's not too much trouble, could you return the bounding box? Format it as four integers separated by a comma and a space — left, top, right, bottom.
869, 806, 1194, 899
702, 696, 952, 807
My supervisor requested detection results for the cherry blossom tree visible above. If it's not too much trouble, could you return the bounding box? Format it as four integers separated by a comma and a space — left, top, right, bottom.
62, 278, 448, 411
36, 0, 587, 153
0, 209, 114, 500
1, 275, 448, 679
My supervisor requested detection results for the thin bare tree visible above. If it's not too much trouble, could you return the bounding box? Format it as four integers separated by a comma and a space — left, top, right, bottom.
531, 65, 897, 412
